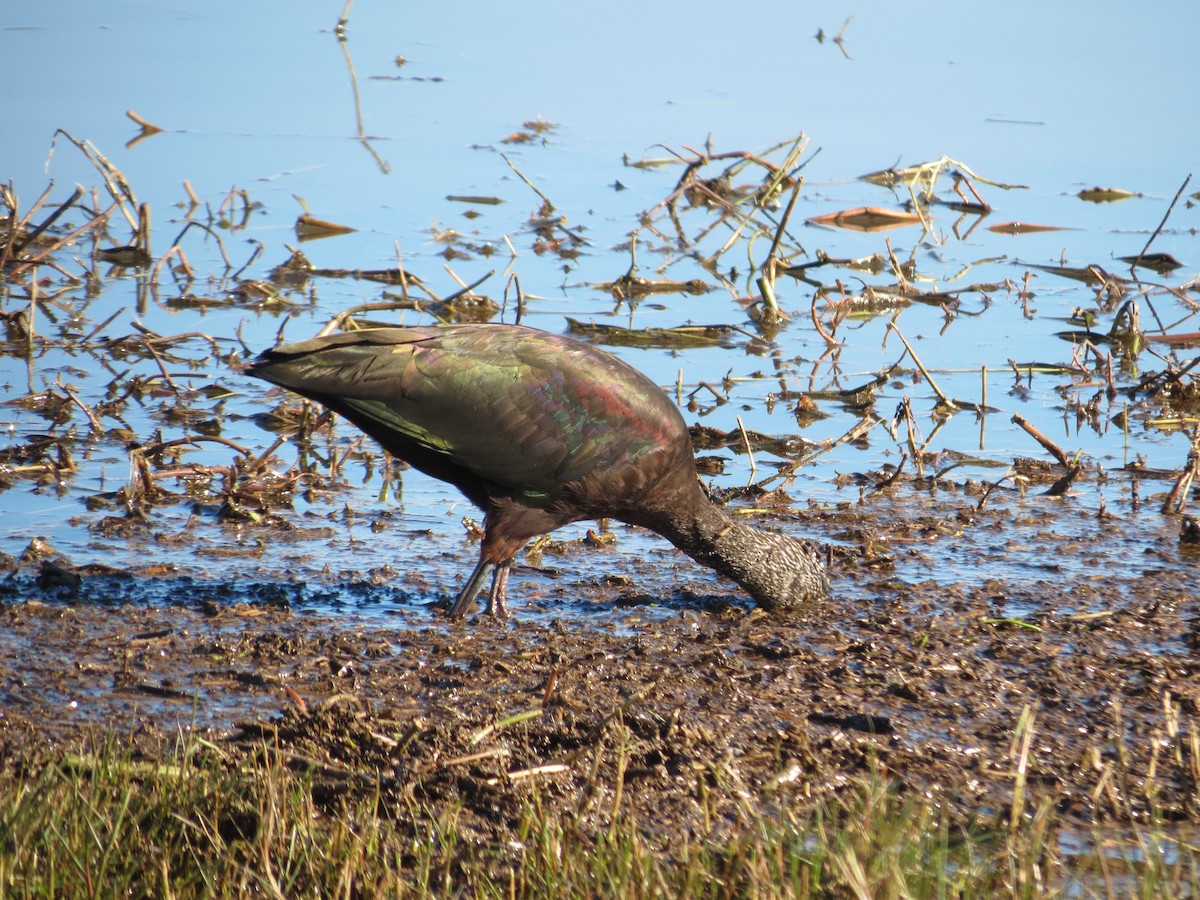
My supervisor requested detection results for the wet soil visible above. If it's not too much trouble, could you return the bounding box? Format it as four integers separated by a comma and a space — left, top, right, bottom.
2, 539, 1199, 845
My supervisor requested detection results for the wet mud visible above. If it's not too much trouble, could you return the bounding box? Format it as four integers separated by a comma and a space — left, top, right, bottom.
2, 542, 1198, 844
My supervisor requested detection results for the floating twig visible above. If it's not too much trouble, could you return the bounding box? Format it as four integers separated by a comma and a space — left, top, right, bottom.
125, 110, 163, 149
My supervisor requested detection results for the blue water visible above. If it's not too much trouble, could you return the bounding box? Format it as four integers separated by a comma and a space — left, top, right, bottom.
1, 1, 1197, 619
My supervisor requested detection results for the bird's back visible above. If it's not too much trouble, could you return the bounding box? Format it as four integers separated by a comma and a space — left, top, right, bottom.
247, 325, 697, 518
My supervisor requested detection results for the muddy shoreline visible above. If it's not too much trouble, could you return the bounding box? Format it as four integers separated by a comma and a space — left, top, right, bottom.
3, 559, 1198, 842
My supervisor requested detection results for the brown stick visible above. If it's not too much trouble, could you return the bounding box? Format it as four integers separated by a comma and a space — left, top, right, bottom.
140, 435, 256, 458
1010, 413, 1071, 468
60, 383, 105, 433
9, 201, 118, 279
1045, 467, 1082, 497
810, 292, 839, 346
10, 186, 84, 256
1011, 415, 1083, 496
126, 109, 162, 132
765, 174, 804, 264
887, 322, 955, 409
1162, 426, 1199, 514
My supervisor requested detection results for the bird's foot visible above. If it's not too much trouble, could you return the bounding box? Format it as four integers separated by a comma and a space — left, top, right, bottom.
483, 596, 511, 621
483, 564, 513, 621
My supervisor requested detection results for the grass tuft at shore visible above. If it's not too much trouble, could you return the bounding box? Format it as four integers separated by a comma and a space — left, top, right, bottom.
1, 724, 1196, 897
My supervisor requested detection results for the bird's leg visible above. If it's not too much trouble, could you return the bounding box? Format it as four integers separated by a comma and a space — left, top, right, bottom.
448, 558, 496, 618
484, 561, 513, 620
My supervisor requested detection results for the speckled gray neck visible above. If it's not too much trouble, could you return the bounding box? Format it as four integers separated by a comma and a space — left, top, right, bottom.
661, 503, 830, 609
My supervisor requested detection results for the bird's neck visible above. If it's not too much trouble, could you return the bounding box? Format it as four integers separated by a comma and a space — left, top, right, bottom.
654, 492, 829, 610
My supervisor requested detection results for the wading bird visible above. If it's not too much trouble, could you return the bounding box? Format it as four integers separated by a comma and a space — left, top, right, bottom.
248, 325, 830, 619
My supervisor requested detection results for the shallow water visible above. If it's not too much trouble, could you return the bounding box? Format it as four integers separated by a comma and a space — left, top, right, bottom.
1, 1, 1197, 622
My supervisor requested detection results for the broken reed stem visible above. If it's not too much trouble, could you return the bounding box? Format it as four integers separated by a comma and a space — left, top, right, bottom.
974, 472, 1011, 512
504, 272, 525, 325
146, 464, 239, 485
150, 245, 187, 288
1162, 425, 1200, 514
142, 337, 183, 397
123, 322, 222, 355
141, 435, 255, 459
755, 415, 883, 489
11, 185, 84, 256
229, 242, 262, 282
736, 415, 757, 480
127, 449, 155, 498
1009, 704, 1037, 830
124, 110, 163, 150
755, 266, 780, 317
443, 262, 470, 291
1010, 413, 1070, 469
137, 203, 151, 257
81, 306, 127, 346
468, 709, 543, 748
504, 763, 570, 782
12, 182, 56, 234
60, 382, 104, 433
0, 192, 19, 273
9, 201, 118, 279
50, 129, 140, 231
436, 269, 495, 313
164, 220, 232, 270
906, 179, 935, 235
645, 136, 808, 262
810, 292, 839, 346
26, 278, 38, 353
1011, 412, 1083, 496
875, 453, 906, 490
501, 152, 552, 208
765, 173, 804, 264
901, 398, 924, 478
1132, 172, 1192, 270
886, 322, 954, 409
884, 237, 911, 292
753, 174, 806, 319
317, 299, 438, 337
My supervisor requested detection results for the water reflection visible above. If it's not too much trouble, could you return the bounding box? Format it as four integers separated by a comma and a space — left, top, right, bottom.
1, 1, 1197, 620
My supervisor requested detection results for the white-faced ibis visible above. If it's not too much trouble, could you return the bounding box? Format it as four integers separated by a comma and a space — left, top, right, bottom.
247, 325, 830, 619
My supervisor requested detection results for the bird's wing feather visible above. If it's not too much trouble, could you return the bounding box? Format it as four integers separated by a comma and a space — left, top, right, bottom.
250, 326, 685, 505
